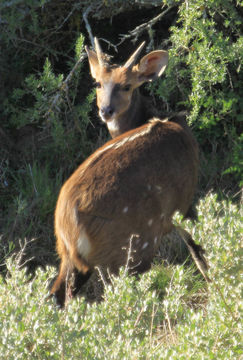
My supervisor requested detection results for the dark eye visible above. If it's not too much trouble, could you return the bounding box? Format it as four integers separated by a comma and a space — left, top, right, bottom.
94, 82, 101, 89
122, 84, 131, 92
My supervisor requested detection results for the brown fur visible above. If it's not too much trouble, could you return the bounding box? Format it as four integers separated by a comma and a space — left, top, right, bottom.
50, 118, 201, 306
50, 43, 208, 307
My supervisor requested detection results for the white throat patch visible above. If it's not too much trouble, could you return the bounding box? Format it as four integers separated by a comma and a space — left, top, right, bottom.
107, 119, 120, 133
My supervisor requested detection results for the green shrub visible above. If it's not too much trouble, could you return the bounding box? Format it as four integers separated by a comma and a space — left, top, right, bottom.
154, 0, 243, 188
0, 194, 241, 359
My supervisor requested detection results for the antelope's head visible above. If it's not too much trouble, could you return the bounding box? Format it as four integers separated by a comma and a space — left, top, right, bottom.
85, 38, 168, 125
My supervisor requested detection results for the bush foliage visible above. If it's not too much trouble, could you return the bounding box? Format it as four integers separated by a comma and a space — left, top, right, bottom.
154, 0, 243, 188
0, 195, 241, 359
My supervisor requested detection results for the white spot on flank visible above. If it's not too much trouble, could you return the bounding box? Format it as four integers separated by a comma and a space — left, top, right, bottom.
123, 206, 129, 213
147, 184, 151, 191
142, 242, 148, 250
77, 227, 91, 259
148, 219, 153, 226
154, 236, 158, 245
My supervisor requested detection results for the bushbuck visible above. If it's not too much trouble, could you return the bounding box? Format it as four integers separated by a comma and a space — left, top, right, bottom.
86, 39, 197, 220
50, 40, 208, 307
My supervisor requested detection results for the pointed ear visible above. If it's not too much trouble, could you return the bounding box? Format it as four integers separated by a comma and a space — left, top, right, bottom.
136, 50, 168, 83
85, 46, 100, 79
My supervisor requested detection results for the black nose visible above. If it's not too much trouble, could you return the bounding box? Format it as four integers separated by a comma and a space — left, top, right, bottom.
100, 106, 114, 119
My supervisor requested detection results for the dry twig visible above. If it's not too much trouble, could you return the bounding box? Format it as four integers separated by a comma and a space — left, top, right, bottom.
83, 5, 96, 48
117, 5, 175, 46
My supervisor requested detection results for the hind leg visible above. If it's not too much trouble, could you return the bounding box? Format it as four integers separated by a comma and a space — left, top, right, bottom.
68, 248, 92, 296
72, 269, 92, 296
50, 248, 91, 307
50, 255, 73, 308
175, 226, 210, 282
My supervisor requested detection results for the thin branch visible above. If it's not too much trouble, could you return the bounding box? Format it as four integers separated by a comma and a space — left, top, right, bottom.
124, 234, 137, 274
52, 4, 78, 35
134, 306, 145, 327
226, 66, 234, 90
83, 5, 95, 48
99, 38, 118, 52
117, 5, 175, 46
96, 267, 108, 287
15, 238, 36, 268
149, 303, 156, 347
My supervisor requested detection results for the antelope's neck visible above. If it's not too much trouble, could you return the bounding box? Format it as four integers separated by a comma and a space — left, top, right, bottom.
107, 89, 153, 138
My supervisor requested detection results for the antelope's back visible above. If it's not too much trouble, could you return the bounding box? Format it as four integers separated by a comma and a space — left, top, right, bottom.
55, 119, 198, 242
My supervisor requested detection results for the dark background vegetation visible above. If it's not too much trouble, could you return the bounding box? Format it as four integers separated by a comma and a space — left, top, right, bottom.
0, 0, 242, 271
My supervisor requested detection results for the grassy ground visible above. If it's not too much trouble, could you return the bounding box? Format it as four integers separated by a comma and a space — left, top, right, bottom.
0, 194, 241, 359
